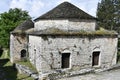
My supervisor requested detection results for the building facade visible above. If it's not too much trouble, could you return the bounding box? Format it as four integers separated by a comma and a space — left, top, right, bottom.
10, 2, 118, 80
10, 20, 34, 62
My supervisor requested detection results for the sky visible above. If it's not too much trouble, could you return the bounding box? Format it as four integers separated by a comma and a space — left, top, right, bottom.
0, 0, 101, 19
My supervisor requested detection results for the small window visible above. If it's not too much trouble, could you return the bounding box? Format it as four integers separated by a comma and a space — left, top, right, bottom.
21, 49, 26, 58
92, 51, 100, 66
62, 53, 70, 68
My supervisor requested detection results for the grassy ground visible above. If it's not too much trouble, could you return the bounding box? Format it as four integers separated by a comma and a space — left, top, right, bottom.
16, 60, 37, 73
1, 48, 120, 80
0, 51, 34, 80
117, 51, 120, 63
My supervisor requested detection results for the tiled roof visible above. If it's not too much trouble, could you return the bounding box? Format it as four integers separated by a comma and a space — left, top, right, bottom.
34, 2, 96, 21
12, 20, 34, 33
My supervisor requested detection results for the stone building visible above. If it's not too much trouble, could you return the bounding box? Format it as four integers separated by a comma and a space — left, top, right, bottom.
10, 20, 34, 62
10, 2, 118, 79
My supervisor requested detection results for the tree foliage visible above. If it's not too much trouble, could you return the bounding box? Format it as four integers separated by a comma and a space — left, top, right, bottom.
97, 0, 120, 33
0, 8, 31, 48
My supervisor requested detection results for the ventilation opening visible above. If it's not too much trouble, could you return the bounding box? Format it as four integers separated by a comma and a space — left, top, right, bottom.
92, 51, 100, 66
62, 53, 70, 68
21, 49, 26, 58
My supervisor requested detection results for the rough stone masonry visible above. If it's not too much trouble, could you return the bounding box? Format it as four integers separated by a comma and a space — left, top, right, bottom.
10, 2, 118, 80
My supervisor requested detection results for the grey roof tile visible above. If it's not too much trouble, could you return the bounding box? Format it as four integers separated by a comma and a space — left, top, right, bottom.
34, 2, 96, 21
12, 20, 34, 33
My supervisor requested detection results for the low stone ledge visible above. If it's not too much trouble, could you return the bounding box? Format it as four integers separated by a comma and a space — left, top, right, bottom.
41, 65, 120, 80
15, 63, 39, 80
103, 64, 120, 71
15, 63, 120, 80
46, 68, 94, 80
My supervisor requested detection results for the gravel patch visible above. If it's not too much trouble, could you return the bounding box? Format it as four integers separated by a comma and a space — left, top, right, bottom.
58, 69, 120, 80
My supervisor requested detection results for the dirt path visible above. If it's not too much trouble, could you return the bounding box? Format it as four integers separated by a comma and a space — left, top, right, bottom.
58, 69, 120, 80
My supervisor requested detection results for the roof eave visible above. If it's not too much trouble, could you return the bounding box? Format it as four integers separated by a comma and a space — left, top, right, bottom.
34, 17, 97, 22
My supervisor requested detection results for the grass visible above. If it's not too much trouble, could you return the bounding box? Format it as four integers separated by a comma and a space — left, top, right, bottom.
0, 51, 34, 80
17, 74, 34, 80
41, 27, 117, 37
16, 60, 38, 73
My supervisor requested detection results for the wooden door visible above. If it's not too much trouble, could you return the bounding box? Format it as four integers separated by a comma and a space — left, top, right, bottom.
92, 52, 100, 66
62, 53, 70, 68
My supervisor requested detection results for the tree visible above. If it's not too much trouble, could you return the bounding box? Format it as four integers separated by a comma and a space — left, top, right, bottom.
97, 0, 120, 33
0, 8, 31, 48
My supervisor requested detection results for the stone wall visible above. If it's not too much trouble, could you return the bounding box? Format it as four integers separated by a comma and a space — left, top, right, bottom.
35, 19, 96, 31
10, 34, 28, 63
28, 35, 118, 73
28, 35, 42, 68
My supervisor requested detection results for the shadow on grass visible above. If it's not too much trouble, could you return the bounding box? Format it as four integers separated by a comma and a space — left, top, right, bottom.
0, 59, 18, 80
0, 59, 9, 67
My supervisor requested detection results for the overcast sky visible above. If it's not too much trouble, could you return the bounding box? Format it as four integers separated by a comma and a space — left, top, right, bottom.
0, 0, 101, 19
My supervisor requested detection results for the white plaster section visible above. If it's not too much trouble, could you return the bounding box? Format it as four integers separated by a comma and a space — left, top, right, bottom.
69, 20, 96, 31
35, 20, 68, 31
29, 35, 42, 72
10, 34, 14, 63
35, 19, 96, 31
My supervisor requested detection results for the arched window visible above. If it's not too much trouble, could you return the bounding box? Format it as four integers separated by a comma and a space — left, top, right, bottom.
21, 49, 26, 58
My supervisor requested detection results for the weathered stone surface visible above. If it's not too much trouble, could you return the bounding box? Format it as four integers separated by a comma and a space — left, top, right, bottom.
10, 34, 28, 63
35, 19, 96, 31
58, 68, 120, 80
10, 2, 118, 80
29, 35, 117, 73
